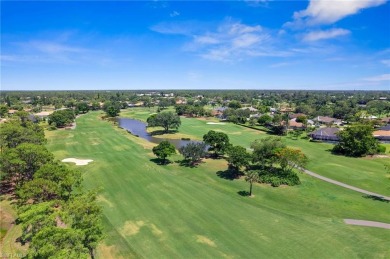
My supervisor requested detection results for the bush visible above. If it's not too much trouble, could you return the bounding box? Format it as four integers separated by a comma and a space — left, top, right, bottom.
258, 169, 300, 187
377, 145, 386, 154
47, 125, 57, 131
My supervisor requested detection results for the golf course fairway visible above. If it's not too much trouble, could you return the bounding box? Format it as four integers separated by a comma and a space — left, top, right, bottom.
46, 111, 390, 258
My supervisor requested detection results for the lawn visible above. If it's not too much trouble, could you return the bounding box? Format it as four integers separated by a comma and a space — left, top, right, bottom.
45, 111, 390, 258
121, 108, 390, 196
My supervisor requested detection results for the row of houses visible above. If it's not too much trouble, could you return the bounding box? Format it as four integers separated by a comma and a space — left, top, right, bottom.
310, 125, 390, 143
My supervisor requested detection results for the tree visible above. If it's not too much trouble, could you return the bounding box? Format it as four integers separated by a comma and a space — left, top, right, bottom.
0, 120, 46, 150
48, 109, 75, 128
103, 101, 121, 117
244, 171, 260, 196
28, 226, 89, 259
17, 178, 60, 204
296, 115, 307, 124
203, 130, 230, 157
228, 101, 242, 109
65, 191, 104, 259
18, 201, 58, 243
249, 117, 257, 126
251, 137, 286, 168
258, 114, 272, 126
152, 141, 176, 164
276, 147, 308, 173
272, 114, 282, 126
17, 162, 82, 203
179, 142, 207, 165
0, 105, 8, 117
76, 102, 89, 114
333, 124, 378, 157
1, 143, 53, 185
226, 145, 251, 171
147, 111, 181, 133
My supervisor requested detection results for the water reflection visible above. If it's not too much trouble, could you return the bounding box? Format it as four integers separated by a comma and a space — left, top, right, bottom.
117, 118, 200, 149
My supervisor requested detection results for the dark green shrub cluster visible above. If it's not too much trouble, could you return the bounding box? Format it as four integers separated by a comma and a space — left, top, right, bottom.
377, 145, 386, 154
258, 170, 301, 187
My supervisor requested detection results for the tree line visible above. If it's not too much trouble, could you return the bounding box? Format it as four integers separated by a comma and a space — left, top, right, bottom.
0, 114, 103, 258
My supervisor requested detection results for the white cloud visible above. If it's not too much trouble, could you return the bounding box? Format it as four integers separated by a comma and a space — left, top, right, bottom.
302, 28, 350, 42
269, 62, 293, 68
22, 41, 86, 54
287, 0, 386, 27
381, 59, 390, 67
150, 21, 203, 36
170, 11, 180, 17
363, 73, 390, 82
152, 19, 275, 62
188, 20, 279, 61
194, 35, 220, 45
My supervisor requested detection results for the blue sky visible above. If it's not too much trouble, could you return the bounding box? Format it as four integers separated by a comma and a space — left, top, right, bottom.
1, 0, 390, 90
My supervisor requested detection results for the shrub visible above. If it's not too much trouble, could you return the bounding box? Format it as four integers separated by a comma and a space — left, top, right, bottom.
258, 169, 300, 187
377, 145, 386, 154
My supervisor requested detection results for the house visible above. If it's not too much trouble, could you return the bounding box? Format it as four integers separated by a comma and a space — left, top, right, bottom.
288, 118, 304, 129
310, 127, 340, 142
373, 130, 390, 142
211, 107, 227, 115
241, 106, 258, 112
313, 116, 342, 126
290, 113, 306, 119
280, 107, 293, 113
8, 109, 17, 115
175, 99, 186, 105
249, 113, 261, 119
381, 117, 390, 124
34, 111, 53, 119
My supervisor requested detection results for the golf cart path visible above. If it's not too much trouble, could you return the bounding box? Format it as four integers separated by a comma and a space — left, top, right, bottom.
303, 169, 390, 201
344, 219, 390, 229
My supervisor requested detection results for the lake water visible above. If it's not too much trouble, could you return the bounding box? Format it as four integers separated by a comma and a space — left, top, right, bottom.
117, 118, 200, 149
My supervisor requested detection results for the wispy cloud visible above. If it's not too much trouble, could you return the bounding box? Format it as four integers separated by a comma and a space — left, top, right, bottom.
362, 73, 390, 82
17, 40, 86, 54
302, 28, 350, 42
170, 11, 180, 17
381, 59, 390, 67
269, 62, 294, 68
150, 21, 204, 36
286, 0, 386, 28
153, 18, 289, 62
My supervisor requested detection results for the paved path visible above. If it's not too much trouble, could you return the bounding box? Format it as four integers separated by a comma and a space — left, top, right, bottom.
302, 169, 390, 201
344, 219, 390, 229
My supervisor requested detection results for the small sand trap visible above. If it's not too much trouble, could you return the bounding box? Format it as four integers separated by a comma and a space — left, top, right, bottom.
206, 122, 226, 125
62, 158, 93, 166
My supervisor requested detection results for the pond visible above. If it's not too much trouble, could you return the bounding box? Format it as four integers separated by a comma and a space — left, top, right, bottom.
117, 118, 201, 149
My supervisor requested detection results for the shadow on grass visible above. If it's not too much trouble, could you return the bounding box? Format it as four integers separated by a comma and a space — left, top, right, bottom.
363, 195, 389, 203
237, 190, 250, 197
216, 170, 242, 180
149, 129, 178, 136
149, 158, 172, 165
176, 159, 204, 168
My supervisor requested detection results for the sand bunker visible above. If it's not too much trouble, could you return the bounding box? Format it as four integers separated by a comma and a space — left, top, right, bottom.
206, 122, 226, 125
62, 158, 93, 166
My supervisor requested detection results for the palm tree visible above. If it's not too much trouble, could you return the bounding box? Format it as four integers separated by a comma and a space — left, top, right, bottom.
245, 171, 260, 196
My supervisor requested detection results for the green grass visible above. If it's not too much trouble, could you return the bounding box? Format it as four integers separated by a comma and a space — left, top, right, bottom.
46, 111, 390, 258
121, 108, 390, 196
0, 198, 29, 258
